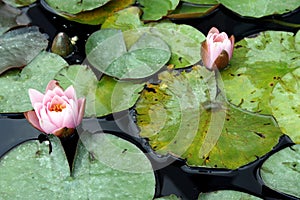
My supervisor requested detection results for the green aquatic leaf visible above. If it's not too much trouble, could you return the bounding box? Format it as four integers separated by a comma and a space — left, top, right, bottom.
55, 65, 144, 117
102, 6, 143, 31
54, 65, 98, 117
182, 0, 218, 3
0, 51, 67, 113
138, 0, 180, 20
51, 0, 135, 25
2, 0, 36, 7
261, 145, 300, 198
44, 0, 111, 14
221, 31, 300, 115
0, 2, 30, 35
147, 22, 205, 68
167, 2, 217, 19
0, 133, 155, 199
86, 29, 171, 79
199, 190, 262, 199
270, 68, 300, 143
0, 26, 48, 75
136, 66, 282, 169
218, 0, 300, 18
154, 194, 181, 200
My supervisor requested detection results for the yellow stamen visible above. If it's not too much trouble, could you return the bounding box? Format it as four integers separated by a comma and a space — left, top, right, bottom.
49, 104, 66, 112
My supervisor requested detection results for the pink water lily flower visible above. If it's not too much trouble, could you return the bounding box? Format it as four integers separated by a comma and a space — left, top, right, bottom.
201, 27, 235, 70
24, 80, 85, 138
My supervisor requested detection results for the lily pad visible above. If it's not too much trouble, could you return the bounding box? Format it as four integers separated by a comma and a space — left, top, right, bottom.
44, 0, 111, 14
0, 51, 68, 113
136, 66, 282, 169
137, 0, 180, 20
0, 2, 30, 35
55, 65, 145, 117
270, 68, 300, 143
102, 6, 143, 31
221, 31, 300, 115
86, 28, 171, 79
182, 0, 218, 3
2, 0, 36, 7
50, 0, 135, 25
0, 26, 49, 75
0, 133, 155, 199
154, 194, 181, 200
261, 145, 300, 198
147, 22, 205, 68
166, 3, 217, 19
218, 0, 300, 18
199, 190, 262, 199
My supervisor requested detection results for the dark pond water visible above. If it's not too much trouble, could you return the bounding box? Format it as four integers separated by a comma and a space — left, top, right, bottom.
1, 1, 300, 199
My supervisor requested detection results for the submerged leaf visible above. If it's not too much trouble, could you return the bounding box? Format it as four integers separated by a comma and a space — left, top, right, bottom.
221, 31, 300, 115
270, 68, 300, 143
136, 66, 282, 169
199, 190, 261, 199
218, 0, 300, 18
167, 3, 217, 19
0, 51, 68, 113
44, 0, 111, 14
86, 29, 171, 79
0, 26, 48, 75
0, 133, 155, 199
261, 145, 300, 198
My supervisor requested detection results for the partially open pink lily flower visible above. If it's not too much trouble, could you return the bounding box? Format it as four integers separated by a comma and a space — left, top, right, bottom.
24, 80, 85, 138
201, 27, 235, 70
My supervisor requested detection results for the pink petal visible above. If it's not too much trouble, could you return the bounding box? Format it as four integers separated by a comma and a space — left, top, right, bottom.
229, 35, 235, 59
214, 32, 228, 42
46, 80, 60, 92
39, 118, 59, 134
208, 27, 219, 35
77, 98, 86, 125
24, 111, 43, 132
28, 89, 44, 107
223, 39, 233, 59
52, 87, 65, 97
62, 106, 77, 128
64, 85, 77, 101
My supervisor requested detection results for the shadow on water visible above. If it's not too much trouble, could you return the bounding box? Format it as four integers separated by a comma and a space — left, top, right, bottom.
1, 1, 300, 199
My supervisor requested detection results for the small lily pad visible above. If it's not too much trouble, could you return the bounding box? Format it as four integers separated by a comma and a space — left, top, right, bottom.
261, 145, 300, 198
86, 28, 171, 79
199, 190, 262, 199
0, 133, 155, 199
218, 0, 300, 18
270, 67, 300, 143
0, 51, 68, 113
221, 31, 300, 115
44, 0, 111, 14
55, 65, 145, 117
137, 0, 180, 20
0, 26, 48, 75
2, 0, 36, 7
136, 66, 282, 169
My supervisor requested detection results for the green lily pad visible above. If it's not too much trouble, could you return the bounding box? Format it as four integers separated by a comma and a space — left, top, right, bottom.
55, 65, 144, 117
221, 31, 300, 115
102, 6, 143, 31
2, 0, 36, 7
218, 0, 300, 18
166, 3, 217, 19
154, 194, 181, 200
0, 26, 49, 75
0, 2, 30, 35
199, 190, 262, 199
0, 51, 68, 113
270, 68, 300, 143
44, 0, 111, 14
137, 0, 180, 20
56, 0, 135, 25
147, 22, 205, 68
136, 66, 282, 169
86, 28, 171, 79
0, 133, 155, 199
261, 145, 300, 198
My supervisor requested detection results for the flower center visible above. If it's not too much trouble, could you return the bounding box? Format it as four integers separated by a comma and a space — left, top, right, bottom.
49, 104, 66, 112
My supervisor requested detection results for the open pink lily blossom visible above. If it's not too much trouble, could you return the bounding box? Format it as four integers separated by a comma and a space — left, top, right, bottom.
24, 80, 85, 138
201, 27, 235, 70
